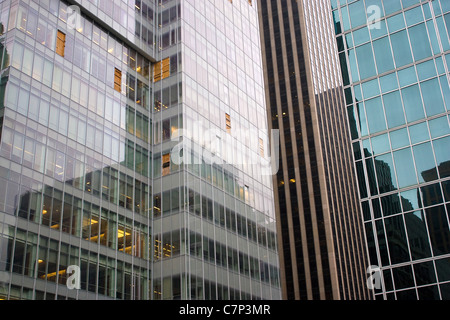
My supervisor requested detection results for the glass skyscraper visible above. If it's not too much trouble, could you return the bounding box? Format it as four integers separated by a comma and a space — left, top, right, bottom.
0, 0, 281, 300
259, 0, 371, 300
331, 0, 450, 299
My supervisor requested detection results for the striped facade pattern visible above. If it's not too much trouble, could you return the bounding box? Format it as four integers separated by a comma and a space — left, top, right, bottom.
258, 0, 372, 300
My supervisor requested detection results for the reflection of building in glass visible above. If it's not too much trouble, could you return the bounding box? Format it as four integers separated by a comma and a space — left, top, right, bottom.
258, 0, 371, 300
331, 0, 450, 299
0, 0, 281, 300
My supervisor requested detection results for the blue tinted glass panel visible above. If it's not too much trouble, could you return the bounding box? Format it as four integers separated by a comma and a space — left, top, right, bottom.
427, 20, 442, 55
362, 79, 380, 99
398, 66, 417, 87
416, 60, 436, 81
439, 76, 450, 111
401, 188, 422, 211
383, 0, 402, 15
391, 30, 413, 68
409, 23, 433, 61
371, 133, 390, 155
402, 0, 421, 9
394, 147, 418, 188
429, 116, 450, 138
383, 90, 406, 128
401, 84, 425, 122
390, 128, 410, 150
380, 72, 398, 93
354, 84, 363, 102
426, 205, 450, 256
370, 19, 388, 39
421, 78, 445, 117
409, 121, 429, 144
404, 7, 424, 26
348, 1, 367, 28
375, 153, 397, 193
437, 17, 450, 51
433, 136, 450, 178
365, 97, 387, 134
333, 10, 342, 34
363, 138, 372, 156
413, 142, 438, 183
387, 13, 405, 32
404, 210, 432, 260
385, 215, 410, 264
357, 102, 368, 137
373, 36, 395, 74
356, 43, 377, 80
345, 32, 353, 48
341, 6, 351, 32
442, 0, 450, 13
353, 27, 370, 46
348, 49, 360, 83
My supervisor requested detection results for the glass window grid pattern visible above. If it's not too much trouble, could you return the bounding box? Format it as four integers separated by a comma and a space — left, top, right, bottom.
150, 0, 281, 300
0, 0, 281, 300
0, 0, 155, 300
332, 0, 450, 299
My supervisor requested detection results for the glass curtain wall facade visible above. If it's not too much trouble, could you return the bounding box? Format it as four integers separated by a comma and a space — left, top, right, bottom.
0, 0, 280, 300
331, 0, 450, 299
152, 0, 280, 300
258, 0, 371, 300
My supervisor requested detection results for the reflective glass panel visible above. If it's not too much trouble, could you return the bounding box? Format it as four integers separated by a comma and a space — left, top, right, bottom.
356, 43, 377, 80
391, 30, 413, 68
380, 72, 398, 93
405, 210, 432, 260
385, 215, 410, 264
383, 90, 406, 128
426, 205, 450, 256
394, 147, 418, 188
373, 36, 395, 74
392, 265, 415, 290
401, 188, 422, 211
428, 116, 450, 138
421, 78, 446, 117
401, 84, 425, 122
413, 142, 437, 183
390, 128, 410, 150
365, 97, 386, 134
375, 153, 397, 193
433, 136, 450, 178
413, 261, 436, 286
409, 23, 432, 61
435, 257, 450, 282
409, 121, 429, 145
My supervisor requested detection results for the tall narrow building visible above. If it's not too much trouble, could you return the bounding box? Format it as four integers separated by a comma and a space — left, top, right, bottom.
331, 0, 450, 299
258, 0, 371, 300
0, 0, 281, 300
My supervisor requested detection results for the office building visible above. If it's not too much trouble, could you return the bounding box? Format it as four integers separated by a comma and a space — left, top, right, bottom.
331, 0, 450, 299
258, 0, 371, 299
0, 0, 281, 300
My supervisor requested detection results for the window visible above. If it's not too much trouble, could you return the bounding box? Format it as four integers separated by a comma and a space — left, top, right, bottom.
56, 30, 66, 57
225, 113, 231, 133
162, 153, 170, 176
114, 68, 122, 92
259, 138, 264, 157
153, 57, 170, 82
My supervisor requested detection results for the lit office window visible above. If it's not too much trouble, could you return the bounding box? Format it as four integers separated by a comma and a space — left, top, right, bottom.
56, 30, 66, 57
